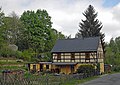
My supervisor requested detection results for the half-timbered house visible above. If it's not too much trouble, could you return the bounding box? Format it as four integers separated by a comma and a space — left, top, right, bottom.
51, 37, 104, 74
28, 37, 104, 74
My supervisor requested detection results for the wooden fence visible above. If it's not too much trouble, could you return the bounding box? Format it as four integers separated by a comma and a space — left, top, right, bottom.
0, 71, 96, 85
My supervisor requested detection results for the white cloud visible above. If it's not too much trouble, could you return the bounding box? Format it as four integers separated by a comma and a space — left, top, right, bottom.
97, 2, 120, 42
0, 0, 120, 42
112, 3, 120, 22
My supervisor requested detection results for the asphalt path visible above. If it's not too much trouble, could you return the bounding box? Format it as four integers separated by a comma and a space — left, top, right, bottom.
79, 73, 120, 85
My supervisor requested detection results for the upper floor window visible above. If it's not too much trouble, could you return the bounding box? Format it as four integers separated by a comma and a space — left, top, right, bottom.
71, 53, 75, 60
57, 53, 61, 60
85, 53, 90, 60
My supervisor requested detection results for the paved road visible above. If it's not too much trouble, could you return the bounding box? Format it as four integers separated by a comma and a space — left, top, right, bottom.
80, 73, 120, 85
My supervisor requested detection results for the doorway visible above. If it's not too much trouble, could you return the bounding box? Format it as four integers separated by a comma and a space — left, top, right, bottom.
40, 64, 43, 71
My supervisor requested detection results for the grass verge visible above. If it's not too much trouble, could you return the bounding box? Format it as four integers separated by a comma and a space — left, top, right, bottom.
63, 76, 99, 85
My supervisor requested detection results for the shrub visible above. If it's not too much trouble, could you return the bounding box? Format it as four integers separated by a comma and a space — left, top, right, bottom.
112, 65, 120, 72
0, 46, 17, 57
76, 65, 95, 76
21, 48, 35, 61
0, 46, 23, 58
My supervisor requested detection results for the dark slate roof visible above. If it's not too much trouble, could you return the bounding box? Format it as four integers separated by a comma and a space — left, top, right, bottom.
51, 37, 100, 53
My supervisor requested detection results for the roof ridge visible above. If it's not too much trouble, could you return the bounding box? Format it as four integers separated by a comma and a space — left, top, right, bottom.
58, 36, 100, 40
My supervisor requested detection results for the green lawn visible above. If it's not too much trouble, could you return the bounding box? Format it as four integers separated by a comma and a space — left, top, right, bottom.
63, 76, 99, 85
0, 58, 28, 73
0, 58, 25, 65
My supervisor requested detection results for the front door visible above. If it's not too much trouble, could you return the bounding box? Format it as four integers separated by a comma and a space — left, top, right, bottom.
33, 65, 36, 71
40, 64, 43, 71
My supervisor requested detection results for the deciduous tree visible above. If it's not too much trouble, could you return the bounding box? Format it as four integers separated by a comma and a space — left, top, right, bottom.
20, 9, 65, 61
0, 7, 5, 49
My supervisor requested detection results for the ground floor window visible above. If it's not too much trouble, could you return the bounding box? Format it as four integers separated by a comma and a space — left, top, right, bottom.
46, 65, 49, 69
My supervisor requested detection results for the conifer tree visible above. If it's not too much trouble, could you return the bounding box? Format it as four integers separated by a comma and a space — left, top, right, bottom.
76, 5, 105, 56
78, 5, 103, 37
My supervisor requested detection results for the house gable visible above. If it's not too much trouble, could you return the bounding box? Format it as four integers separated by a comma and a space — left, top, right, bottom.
97, 41, 104, 63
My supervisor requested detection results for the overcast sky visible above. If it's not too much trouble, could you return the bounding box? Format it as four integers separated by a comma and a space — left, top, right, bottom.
1, 0, 120, 42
